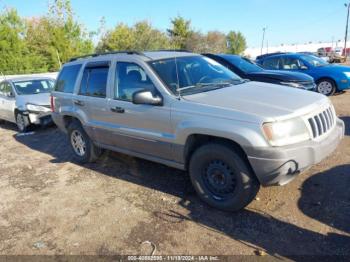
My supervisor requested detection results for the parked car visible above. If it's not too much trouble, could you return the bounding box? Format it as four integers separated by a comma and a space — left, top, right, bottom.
203, 54, 316, 90
51, 51, 344, 211
317, 47, 334, 57
256, 53, 350, 96
0, 77, 55, 132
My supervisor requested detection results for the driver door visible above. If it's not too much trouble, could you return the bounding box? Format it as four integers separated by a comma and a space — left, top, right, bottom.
104, 61, 173, 160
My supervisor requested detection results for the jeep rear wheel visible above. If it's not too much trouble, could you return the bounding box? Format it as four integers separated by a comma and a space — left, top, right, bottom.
67, 120, 101, 163
189, 143, 260, 211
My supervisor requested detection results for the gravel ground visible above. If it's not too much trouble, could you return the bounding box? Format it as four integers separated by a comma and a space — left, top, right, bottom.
0, 91, 349, 259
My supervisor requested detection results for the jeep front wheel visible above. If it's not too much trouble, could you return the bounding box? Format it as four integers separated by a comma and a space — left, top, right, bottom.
189, 143, 260, 212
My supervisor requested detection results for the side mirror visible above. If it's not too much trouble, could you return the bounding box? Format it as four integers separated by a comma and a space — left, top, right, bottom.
132, 90, 163, 106
6, 92, 14, 98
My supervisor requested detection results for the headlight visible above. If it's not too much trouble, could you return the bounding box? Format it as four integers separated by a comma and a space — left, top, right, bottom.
343, 72, 350, 78
262, 117, 310, 147
280, 82, 305, 89
26, 104, 50, 112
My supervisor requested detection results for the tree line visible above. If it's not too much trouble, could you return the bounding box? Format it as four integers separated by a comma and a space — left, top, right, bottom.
0, 0, 247, 75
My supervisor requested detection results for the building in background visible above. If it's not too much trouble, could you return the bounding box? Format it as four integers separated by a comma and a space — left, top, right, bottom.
244, 41, 347, 59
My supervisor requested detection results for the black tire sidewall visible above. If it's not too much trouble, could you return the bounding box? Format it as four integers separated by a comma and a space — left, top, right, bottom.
189, 144, 260, 212
16, 112, 30, 133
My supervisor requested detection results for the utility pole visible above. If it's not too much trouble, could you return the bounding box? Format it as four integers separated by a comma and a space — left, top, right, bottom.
344, 3, 350, 59
261, 27, 267, 55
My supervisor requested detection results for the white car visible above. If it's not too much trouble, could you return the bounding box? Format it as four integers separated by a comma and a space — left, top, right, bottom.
0, 77, 55, 132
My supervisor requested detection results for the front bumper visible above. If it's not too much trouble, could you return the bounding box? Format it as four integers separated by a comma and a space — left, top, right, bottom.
27, 111, 53, 126
245, 118, 345, 186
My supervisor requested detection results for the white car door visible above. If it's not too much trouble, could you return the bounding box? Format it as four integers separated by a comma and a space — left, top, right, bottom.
0, 82, 16, 122
0, 82, 7, 120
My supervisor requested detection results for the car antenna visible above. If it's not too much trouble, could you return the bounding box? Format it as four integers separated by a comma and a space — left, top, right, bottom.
173, 40, 182, 100
1, 71, 7, 81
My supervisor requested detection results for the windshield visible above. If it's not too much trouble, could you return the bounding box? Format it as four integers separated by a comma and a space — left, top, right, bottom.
149, 56, 243, 95
222, 55, 263, 73
13, 79, 55, 95
300, 55, 329, 67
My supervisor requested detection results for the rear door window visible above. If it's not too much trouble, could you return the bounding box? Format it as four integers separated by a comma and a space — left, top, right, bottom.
79, 62, 109, 98
55, 64, 82, 93
262, 57, 281, 70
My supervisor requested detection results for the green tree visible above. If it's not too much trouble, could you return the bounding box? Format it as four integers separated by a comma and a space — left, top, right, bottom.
206, 31, 228, 53
185, 31, 228, 53
133, 21, 170, 51
167, 16, 192, 49
96, 23, 135, 52
25, 0, 94, 72
0, 8, 34, 74
96, 21, 170, 52
226, 31, 247, 55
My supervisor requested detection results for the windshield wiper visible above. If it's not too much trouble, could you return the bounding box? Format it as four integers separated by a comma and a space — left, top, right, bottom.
177, 82, 217, 92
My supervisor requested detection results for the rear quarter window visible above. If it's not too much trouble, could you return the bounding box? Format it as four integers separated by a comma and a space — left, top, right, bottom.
55, 64, 82, 93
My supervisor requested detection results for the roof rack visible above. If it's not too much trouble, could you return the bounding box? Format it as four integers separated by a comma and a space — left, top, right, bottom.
146, 49, 191, 52
68, 50, 145, 62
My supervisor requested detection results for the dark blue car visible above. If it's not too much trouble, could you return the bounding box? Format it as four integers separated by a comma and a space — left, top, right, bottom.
256, 53, 350, 96
204, 53, 315, 91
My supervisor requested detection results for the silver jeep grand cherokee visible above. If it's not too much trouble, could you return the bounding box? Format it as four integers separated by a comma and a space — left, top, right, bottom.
51, 51, 345, 211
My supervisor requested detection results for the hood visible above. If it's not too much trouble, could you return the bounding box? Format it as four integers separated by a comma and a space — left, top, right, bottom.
16, 93, 51, 107
183, 81, 328, 120
247, 70, 313, 82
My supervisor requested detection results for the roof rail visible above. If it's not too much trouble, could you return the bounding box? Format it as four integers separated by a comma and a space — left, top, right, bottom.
256, 52, 288, 60
68, 50, 145, 62
147, 49, 191, 53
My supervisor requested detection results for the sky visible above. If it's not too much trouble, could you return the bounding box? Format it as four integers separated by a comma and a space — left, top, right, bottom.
1, 0, 349, 48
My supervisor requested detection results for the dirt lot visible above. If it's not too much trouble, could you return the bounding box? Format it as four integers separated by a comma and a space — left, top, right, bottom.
0, 92, 349, 259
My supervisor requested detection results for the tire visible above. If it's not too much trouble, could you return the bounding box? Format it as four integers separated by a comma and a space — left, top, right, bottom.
67, 120, 101, 163
189, 143, 260, 212
316, 79, 336, 96
16, 112, 30, 133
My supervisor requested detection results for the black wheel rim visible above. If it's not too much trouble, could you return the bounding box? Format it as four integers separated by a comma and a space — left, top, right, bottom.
202, 160, 237, 201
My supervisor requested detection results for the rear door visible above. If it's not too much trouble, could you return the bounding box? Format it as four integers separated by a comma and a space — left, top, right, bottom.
74, 61, 111, 141
53, 63, 83, 118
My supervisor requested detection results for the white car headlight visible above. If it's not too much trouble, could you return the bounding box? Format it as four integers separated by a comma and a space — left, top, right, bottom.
262, 117, 311, 147
26, 104, 50, 113
343, 72, 350, 78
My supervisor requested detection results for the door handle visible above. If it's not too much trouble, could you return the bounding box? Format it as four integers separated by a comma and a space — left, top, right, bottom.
111, 106, 125, 113
73, 100, 85, 106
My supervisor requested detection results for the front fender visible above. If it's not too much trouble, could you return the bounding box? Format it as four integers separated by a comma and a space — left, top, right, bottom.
172, 118, 269, 163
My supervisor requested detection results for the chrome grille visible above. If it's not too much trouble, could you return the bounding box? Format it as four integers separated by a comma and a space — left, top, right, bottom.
308, 107, 335, 138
